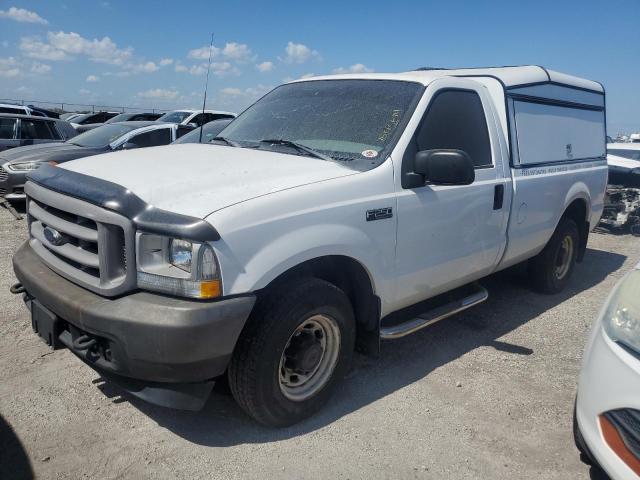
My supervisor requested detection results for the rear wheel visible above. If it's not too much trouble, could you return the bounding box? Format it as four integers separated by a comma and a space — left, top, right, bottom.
228, 278, 355, 427
529, 218, 579, 294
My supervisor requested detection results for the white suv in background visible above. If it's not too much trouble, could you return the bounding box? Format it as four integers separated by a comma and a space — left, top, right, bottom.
157, 109, 236, 127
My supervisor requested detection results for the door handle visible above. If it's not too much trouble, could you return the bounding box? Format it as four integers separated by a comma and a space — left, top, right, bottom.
493, 184, 504, 210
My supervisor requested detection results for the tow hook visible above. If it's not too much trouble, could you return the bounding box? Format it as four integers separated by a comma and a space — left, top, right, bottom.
10, 282, 25, 295
73, 334, 97, 351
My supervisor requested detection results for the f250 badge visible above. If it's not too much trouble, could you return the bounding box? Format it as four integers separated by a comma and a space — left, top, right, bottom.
366, 207, 393, 222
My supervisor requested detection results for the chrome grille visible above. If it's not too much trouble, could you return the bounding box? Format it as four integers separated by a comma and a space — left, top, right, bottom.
25, 181, 136, 296
0, 165, 7, 182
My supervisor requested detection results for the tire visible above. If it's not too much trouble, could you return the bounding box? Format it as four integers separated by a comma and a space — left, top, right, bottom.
528, 217, 580, 294
228, 277, 355, 427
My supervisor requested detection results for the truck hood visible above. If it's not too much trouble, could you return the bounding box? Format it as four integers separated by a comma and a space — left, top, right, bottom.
0, 142, 104, 164
60, 144, 358, 218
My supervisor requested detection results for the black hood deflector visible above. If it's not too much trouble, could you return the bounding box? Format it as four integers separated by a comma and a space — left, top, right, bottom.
28, 165, 220, 241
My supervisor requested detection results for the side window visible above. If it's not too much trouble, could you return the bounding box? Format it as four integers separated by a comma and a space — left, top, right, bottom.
47, 121, 62, 140
129, 128, 172, 147
0, 118, 17, 139
211, 114, 234, 121
20, 119, 55, 140
416, 90, 492, 167
190, 114, 204, 126
0, 107, 25, 115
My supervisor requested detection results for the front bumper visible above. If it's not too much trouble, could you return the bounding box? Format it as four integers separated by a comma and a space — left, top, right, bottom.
0, 165, 27, 199
576, 326, 640, 479
13, 241, 256, 409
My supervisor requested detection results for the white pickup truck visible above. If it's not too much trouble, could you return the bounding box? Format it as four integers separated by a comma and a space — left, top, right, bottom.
12, 66, 607, 426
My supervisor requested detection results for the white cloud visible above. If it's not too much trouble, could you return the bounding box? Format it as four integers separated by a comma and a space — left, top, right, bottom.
20, 37, 68, 61
332, 63, 374, 74
219, 84, 271, 102
282, 42, 319, 64
256, 61, 274, 72
21, 31, 133, 65
220, 87, 243, 96
222, 42, 252, 62
30, 62, 51, 74
128, 61, 159, 73
79, 88, 91, 95
0, 57, 20, 77
300, 72, 316, 79
47, 31, 133, 65
174, 63, 188, 72
188, 42, 253, 63
86, 74, 99, 82
159, 58, 173, 66
137, 88, 179, 100
188, 45, 219, 60
176, 61, 239, 77
0, 7, 48, 24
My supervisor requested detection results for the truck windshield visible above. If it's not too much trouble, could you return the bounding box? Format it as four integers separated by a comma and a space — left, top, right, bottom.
220, 79, 423, 170
69, 124, 137, 148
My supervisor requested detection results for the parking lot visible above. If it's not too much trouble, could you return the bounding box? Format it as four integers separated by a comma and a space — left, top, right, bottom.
0, 203, 636, 480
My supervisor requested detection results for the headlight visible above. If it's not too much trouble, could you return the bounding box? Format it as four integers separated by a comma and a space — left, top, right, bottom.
603, 270, 640, 353
136, 233, 221, 299
8, 162, 42, 171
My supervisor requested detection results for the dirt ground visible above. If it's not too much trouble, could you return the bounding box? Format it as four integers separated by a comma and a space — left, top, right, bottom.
0, 203, 637, 480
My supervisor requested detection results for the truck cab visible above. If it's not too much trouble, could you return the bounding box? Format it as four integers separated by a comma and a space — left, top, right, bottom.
12, 66, 607, 426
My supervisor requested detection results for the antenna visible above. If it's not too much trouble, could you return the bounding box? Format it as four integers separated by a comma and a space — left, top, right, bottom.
199, 32, 214, 144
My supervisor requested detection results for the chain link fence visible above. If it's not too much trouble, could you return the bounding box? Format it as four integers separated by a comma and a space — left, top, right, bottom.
0, 98, 170, 114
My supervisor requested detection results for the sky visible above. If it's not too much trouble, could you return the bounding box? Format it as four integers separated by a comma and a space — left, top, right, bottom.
0, 0, 638, 133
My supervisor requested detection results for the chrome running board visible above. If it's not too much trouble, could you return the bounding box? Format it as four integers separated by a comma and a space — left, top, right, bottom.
380, 284, 488, 340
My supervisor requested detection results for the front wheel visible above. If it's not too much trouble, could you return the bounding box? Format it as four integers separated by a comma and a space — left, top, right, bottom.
528, 217, 580, 294
228, 278, 355, 427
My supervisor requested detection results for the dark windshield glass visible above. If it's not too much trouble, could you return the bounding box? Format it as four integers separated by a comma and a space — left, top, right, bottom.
106, 113, 134, 124
609, 149, 640, 161
158, 111, 191, 123
174, 119, 233, 144
221, 80, 423, 169
69, 124, 137, 148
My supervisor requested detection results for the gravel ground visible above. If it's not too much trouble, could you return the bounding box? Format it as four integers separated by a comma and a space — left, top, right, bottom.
0, 202, 637, 480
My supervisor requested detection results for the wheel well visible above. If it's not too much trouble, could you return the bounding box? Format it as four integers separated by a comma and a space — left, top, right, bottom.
262, 256, 381, 355
562, 198, 589, 262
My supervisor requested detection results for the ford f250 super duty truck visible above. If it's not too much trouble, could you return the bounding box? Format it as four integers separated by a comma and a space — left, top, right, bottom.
11, 66, 608, 426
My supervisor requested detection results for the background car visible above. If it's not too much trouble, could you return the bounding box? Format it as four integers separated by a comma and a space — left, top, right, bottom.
172, 118, 234, 144
607, 143, 640, 187
157, 109, 235, 127
75, 112, 164, 133
0, 121, 190, 200
575, 263, 640, 479
0, 113, 77, 153
60, 112, 82, 122
69, 111, 119, 129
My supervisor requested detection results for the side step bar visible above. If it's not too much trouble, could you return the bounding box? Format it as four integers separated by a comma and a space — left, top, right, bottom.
380, 284, 488, 340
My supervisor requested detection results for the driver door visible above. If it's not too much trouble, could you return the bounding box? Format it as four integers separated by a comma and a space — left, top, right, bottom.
394, 79, 508, 309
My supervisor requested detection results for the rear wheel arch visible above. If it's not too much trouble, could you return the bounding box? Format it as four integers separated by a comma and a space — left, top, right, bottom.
561, 197, 590, 262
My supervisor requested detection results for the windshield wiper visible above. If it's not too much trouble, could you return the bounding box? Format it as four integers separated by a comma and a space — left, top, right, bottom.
211, 136, 242, 147
258, 138, 333, 161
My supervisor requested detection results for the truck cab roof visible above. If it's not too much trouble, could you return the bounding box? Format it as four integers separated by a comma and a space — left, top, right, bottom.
292, 65, 604, 93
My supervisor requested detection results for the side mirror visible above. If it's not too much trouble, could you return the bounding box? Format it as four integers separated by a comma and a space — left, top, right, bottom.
187, 122, 198, 128
122, 142, 140, 150
414, 149, 475, 186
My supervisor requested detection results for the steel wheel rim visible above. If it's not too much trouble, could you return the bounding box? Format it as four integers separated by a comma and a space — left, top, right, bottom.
554, 235, 574, 280
278, 314, 341, 402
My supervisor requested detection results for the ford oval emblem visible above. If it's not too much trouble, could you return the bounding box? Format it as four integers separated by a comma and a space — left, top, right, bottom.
43, 227, 66, 246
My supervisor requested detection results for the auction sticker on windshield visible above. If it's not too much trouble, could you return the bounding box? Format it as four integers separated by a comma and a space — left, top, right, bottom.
361, 149, 378, 158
